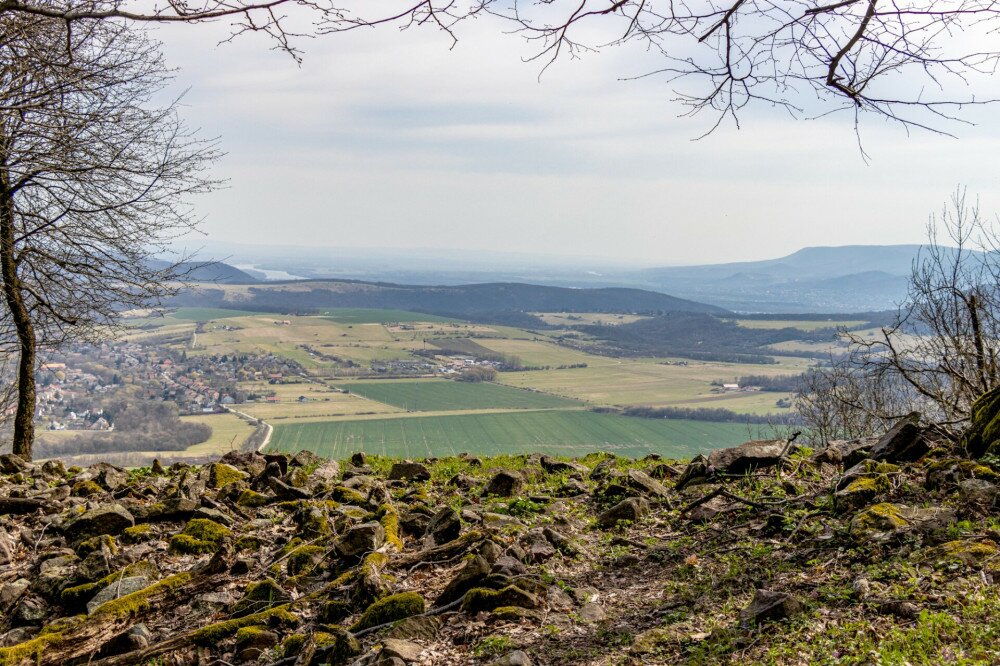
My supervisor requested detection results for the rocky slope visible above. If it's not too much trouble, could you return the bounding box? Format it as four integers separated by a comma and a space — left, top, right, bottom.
0, 421, 999, 665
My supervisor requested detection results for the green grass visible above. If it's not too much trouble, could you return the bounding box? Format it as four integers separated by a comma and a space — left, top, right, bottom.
321, 309, 459, 324
335, 379, 580, 411
266, 411, 762, 459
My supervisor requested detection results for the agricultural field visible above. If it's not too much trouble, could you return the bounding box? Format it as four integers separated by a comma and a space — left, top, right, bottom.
533, 312, 648, 327
266, 410, 763, 459
179, 412, 258, 455
497, 357, 810, 410
234, 381, 400, 422
322, 308, 457, 324
334, 379, 580, 412
733, 318, 867, 331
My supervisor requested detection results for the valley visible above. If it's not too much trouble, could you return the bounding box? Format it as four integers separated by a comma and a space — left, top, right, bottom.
33, 303, 863, 465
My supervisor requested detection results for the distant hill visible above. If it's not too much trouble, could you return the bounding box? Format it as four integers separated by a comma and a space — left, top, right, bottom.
168, 279, 728, 317
629, 245, 976, 312
149, 260, 258, 284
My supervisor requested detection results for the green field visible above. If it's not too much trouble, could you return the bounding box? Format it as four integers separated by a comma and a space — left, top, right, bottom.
266, 411, 762, 459
322, 309, 458, 324
335, 379, 580, 411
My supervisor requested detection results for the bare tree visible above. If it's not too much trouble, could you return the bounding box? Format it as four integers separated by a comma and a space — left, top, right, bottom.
798, 189, 1000, 444
1, 1, 998, 134
0, 16, 218, 458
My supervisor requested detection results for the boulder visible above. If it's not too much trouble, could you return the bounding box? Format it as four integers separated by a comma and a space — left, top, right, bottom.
814, 438, 876, 466
490, 650, 533, 666
625, 470, 669, 498
597, 498, 648, 528
739, 589, 803, 626
540, 456, 587, 474
708, 440, 790, 475
86, 576, 153, 614
63, 504, 134, 541
436, 555, 491, 607
869, 415, 928, 462
389, 462, 430, 483
425, 507, 461, 545
483, 471, 524, 498
335, 522, 385, 559
381, 638, 424, 662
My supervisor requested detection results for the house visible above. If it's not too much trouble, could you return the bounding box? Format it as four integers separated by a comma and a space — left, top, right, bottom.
722, 383, 740, 391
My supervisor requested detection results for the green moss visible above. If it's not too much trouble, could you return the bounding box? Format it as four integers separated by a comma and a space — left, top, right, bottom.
929, 539, 1000, 565
192, 605, 300, 645
379, 504, 403, 550
76, 534, 117, 556
331, 486, 368, 505
282, 633, 307, 656
208, 463, 247, 489
300, 507, 332, 539
237, 489, 269, 507
169, 534, 219, 555
844, 475, 890, 494
350, 591, 425, 631
181, 518, 232, 542
287, 545, 325, 576
0, 633, 63, 666
122, 524, 154, 544
288, 467, 310, 488
90, 572, 192, 618
851, 503, 908, 537
236, 535, 264, 551
71, 480, 104, 497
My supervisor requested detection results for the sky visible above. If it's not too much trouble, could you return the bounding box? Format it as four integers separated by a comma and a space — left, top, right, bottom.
154, 11, 1000, 267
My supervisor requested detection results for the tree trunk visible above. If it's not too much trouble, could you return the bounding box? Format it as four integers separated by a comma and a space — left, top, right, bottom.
0, 158, 35, 460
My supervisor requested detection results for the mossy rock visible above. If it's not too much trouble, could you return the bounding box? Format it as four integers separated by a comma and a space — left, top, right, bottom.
234, 625, 279, 653
925, 539, 1000, 566
71, 480, 105, 497
331, 486, 369, 506
169, 534, 219, 555
288, 467, 311, 488
850, 503, 908, 538
282, 633, 307, 656
287, 545, 325, 577
351, 591, 426, 632
926, 459, 1000, 490
76, 534, 117, 557
122, 524, 155, 544
208, 463, 248, 489
314, 627, 362, 662
192, 606, 300, 645
461, 585, 539, 614
299, 506, 332, 539
90, 572, 192, 618
964, 386, 1000, 457
61, 560, 160, 609
168, 517, 233, 554
237, 489, 269, 508
235, 535, 265, 552
834, 475, 890, 513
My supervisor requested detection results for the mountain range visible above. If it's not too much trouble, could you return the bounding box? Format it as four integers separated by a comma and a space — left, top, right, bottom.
170, 244, 965, 313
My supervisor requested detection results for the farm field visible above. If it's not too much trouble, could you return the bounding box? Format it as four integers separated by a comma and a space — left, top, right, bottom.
180, 412, 258, 455
475, 338, 598, 367
322, 308, 457, 324
733, 318, 866, 331
235, 381, 400, 422
335, 379, 580, 411
497, 357, 809, 409
533, 312, 648, 326
266, 410, 763, 459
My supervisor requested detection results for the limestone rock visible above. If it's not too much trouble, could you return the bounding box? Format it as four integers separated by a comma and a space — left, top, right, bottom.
483, 471, 524, 498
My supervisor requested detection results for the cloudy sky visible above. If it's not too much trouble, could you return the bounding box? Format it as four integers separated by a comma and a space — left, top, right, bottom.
156, 13, 1000, 266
